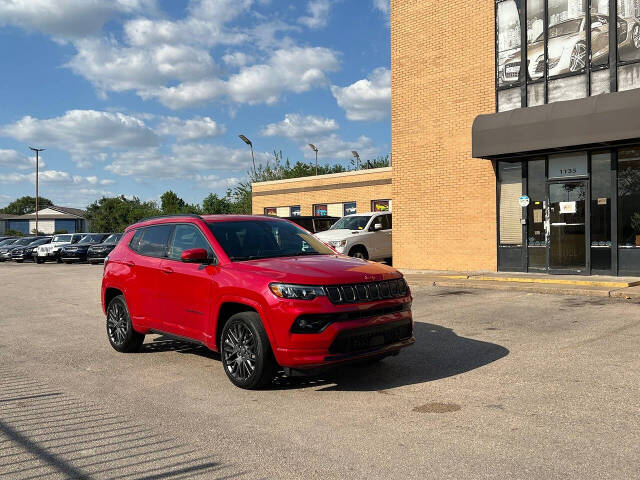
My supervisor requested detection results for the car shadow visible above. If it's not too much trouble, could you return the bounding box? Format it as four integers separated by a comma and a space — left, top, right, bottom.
143, 324, 509, 392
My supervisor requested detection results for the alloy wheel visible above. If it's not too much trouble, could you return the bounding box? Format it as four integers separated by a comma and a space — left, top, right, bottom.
569, 43, 586, 72
223, 322, 257, 381
634, 25, 640, 49
107, 301, 128, 345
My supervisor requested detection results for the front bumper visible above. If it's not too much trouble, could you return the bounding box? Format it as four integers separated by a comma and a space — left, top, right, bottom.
37, 250, 60, 259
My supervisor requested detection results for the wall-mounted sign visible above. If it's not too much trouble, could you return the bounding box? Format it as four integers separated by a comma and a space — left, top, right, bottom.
548, 153, 588, 179
519, 195, 530, 207
597, 197, 608, 205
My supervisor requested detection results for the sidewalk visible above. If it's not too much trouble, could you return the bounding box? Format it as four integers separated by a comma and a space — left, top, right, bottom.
400, 269, 640, 300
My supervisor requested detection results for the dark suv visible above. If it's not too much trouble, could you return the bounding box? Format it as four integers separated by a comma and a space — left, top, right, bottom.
102, 215, 413, 389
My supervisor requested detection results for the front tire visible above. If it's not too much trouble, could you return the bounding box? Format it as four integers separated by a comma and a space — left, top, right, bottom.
348, 246, 369, 260
221, 312, 276, 389
106, 295, 145, 353
35, 257, 43, 264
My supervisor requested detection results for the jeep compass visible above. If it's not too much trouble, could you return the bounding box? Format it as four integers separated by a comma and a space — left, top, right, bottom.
101, 215, 414, 389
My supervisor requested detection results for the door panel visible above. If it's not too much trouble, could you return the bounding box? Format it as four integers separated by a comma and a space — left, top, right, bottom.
548, 182, 587, 272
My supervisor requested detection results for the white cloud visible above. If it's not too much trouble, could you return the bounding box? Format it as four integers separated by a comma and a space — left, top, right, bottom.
0, 0, 156, 40
0, 149, 45, 170
1, 110, 159, 167
106, 144, 269, 179
298, 0, 332, 29
260, 114, 379, 161
331, 67, 390, 121
222, 51, 254, 68
0, 169, 114, 186
372, 0, 389, 16
194, 174, 241, 189
260, 114, 338, 139
155, 116, 226, 140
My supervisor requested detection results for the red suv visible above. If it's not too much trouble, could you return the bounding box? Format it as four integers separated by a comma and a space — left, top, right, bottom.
101, 215, 414, 389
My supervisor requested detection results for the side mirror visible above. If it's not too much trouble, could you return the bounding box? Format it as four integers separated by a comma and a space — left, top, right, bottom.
181, 248, 210, 263
373, 223, 383, 231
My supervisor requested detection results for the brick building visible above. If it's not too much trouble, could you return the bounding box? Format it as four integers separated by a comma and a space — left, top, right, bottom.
254, 0, 640, 277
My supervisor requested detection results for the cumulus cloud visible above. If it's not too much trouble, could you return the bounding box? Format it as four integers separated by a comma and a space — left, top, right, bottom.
260, 114, 378, 161
372, 0, 389, 16
331, 67, 390, 121
106, 144, 269, 179
260, 114, 338, 139
298, 0, 332, 29
0, 169, 114, 186
0, 0, 156, 40
222, 51, 254, 68
1, 110, 159, 167
194, 174, 241, 189
155, 116, 226, 140
0, 149, 45, 170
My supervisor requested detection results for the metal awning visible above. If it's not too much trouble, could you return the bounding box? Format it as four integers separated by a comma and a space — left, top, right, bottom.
472, 88, 640, 159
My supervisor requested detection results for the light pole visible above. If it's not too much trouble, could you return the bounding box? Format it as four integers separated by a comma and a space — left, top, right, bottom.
238, 135, 256, 175
29, 147, 45, 235
308, 144, 318, 175
351, 150, 360, 170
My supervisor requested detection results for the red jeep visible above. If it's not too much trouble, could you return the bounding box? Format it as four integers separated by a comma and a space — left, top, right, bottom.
101, 215, 414, 389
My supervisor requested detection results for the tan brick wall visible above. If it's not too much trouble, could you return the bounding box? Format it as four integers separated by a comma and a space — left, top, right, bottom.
391, 0, 497, 271
252, 168, 392, 216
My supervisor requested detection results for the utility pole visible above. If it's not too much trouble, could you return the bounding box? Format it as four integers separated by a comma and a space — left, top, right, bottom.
309, 144, 318, 175
29, 147, 45, 235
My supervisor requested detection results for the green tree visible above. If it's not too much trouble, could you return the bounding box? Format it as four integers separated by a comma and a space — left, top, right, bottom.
202, 192, 233, 214
85, 196, 161, 233
160, 190, 201, 215
1, 196, 53, 215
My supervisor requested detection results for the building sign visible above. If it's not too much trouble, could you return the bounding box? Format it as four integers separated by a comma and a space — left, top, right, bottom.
372, 200, 390, 212
559, 201, 577, 214
519, 195, 530, 207
548, 153, 588, 178
264, 207, 277, 216
313, 204, 328, 216
291, 206, 301, 216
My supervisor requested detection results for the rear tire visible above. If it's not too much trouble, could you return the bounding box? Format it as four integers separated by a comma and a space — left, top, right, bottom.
348, 246, 369, 260
221, 312, 276, 389
106, 295, 145, 353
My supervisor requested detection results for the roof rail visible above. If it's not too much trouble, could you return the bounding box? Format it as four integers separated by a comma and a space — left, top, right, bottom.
134, 214, 204, 225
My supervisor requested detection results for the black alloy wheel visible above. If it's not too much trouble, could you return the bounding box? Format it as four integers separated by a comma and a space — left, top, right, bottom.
106, 295, 144, 353
221, 312, 276, 389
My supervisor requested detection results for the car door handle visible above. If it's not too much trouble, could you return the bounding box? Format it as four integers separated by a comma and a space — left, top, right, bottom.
123, 260, 135, 267
161, 266, 174, 274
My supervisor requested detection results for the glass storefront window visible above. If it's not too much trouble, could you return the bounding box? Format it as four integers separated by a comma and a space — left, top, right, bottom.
591, 1, 610, 67
617, 0, 640, 63
313, 204, 328, 216
591, 152, 613, 271
264, 208, 277, 216
528, 0, 545, 82
548, 74, 587, 103
548, 152, 588, 179
499, 162, 523, 245
547, 1, 587, 78
290, 206, 301, 216
372, 200, 390, 212
618, 147, 640, 247
527, 159, 547, 268
591, 69, 610, 95
497, 0, 522, 87
343, 202, 356, 216
498, 87, 521, 111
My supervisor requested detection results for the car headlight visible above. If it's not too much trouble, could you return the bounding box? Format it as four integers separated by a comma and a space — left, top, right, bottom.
329, 240, 347, 248
269, 283, 326, 300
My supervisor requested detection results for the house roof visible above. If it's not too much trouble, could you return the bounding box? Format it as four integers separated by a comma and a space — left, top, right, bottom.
10, 205, 87, 220
0, 214, 20, 220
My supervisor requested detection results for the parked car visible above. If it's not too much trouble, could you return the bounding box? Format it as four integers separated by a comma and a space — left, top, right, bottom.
11, 237, 52, 262
60, 233, 111, 263
87, 233, 123, 264
102, 214, 413, 389
0, 236, 48, 261
35, 233, 84, 263
0, 237, 18, 247
284, 216, 339, 234
315, 212, 392, 262
0, 236, 16, 242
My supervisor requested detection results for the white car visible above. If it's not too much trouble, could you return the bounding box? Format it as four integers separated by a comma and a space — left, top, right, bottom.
35, 233, 84, 264
315, 212, 392, 262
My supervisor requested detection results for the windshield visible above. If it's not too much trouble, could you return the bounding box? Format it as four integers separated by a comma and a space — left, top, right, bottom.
330, 216, 372, 231
207, 220, 334, 261
536, 18, 582, 42
103, 233, 122, 244
0, 238, 17, 246
30, 238, 50, 246
52, 234, 72, 243
15, 237, 36, 246
78, 234, 104, 244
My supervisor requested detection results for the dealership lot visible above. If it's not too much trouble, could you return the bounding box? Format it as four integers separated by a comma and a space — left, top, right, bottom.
1, 264, 639, 479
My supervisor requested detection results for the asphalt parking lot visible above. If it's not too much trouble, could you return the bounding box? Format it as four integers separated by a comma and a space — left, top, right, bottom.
1, 263, 639, 479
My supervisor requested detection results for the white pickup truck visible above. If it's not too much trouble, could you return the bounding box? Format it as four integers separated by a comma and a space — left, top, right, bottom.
315, 212, 392, 262
35, 233, 84, 263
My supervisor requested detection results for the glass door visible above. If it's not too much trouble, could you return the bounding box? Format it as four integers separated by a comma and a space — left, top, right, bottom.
547, 181, 588, 273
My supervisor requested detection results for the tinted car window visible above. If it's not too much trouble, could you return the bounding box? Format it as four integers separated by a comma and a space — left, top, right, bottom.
167, 224, 213, 260
52, 234, 72, 243
103, 233, 122, 244
71, 235, 83, 243
380, 214, 392, 230
207, 220, 333, 261
135, 225, 173, 257
331, 216, 371, 231
129, 230, 143, 252
314, 219, 335, 232
292, 218, 314, 231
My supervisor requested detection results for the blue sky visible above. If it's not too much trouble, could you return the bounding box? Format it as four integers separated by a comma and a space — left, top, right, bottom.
0, 0, 390, 209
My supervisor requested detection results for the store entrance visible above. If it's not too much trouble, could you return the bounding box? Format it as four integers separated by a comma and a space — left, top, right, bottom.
547, 181, 588, 273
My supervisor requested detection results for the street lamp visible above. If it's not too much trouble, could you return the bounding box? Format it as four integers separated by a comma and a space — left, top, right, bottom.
351, 150, 360, 170
238, 134, 256, 174
308, 144, 318, 175
29, 146, 45, 235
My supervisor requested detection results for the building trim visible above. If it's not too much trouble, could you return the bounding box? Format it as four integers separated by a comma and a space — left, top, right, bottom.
252, 178, 392, 197
252, 167, 391, 188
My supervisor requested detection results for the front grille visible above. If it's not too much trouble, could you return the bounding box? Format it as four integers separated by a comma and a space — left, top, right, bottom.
328, 319, 413, 354
325, 278, 408, 304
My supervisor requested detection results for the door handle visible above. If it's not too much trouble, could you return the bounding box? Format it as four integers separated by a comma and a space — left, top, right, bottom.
123, 260, 135, 267
161, 266, 174, 274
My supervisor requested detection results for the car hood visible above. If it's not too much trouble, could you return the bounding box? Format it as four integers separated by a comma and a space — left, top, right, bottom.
315, 229, 363, 242
228, 255, 400, 285
40, 241, 71, 249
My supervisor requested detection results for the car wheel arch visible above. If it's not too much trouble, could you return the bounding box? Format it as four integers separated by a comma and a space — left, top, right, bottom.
348, 244, 369, 258
214, 298, 275, 352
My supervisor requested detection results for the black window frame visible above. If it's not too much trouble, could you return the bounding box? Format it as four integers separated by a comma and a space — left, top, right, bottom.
128, 224, 174, 259
166, 223, 217, 263
495, 0, 630, 111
